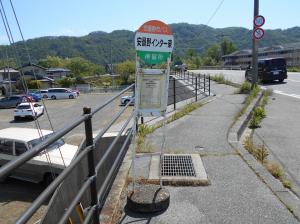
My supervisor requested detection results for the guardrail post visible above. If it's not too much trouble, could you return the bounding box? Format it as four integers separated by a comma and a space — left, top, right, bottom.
141, 116, 144, 124
83, 107, 99, 224
195, 76, 198, 102
204, 74, 206, 94
209, 75, 211, 96
173, 77, 176, 110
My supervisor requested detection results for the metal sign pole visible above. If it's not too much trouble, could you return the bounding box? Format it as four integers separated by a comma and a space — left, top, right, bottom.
159, 56, 171, 187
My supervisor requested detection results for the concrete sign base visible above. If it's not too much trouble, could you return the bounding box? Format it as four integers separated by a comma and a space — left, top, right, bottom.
127, 184, 170, 213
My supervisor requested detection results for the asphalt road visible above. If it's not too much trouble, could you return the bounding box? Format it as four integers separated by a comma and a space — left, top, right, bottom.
193, 69, 300, 99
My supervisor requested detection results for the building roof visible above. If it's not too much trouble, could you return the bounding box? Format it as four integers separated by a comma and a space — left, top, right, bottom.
0, 127, 52, 142
46, 68, 71, 73
0, 67, 19, 73
18, 63, 47, 70
223, 42, 300, 58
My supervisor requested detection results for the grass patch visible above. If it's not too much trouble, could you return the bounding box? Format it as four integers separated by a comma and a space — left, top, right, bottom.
236, 82, 252, 94
243, 136, 292, 189
210, 74, 238, 87
288, 67, 300, 72
136, 102, 202, 153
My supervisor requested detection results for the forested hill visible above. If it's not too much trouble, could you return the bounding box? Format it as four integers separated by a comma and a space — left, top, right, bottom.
1, 23, 300, 65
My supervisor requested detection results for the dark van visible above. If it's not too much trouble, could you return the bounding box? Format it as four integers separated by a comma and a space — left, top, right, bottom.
245, 58, 287, 83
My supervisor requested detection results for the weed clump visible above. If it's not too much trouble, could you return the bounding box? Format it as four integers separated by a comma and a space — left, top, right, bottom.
243, 136, 292, 189
237, 82, 252, 94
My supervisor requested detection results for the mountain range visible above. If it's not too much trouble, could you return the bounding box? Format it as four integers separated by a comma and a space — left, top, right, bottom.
1, 23, 300, 65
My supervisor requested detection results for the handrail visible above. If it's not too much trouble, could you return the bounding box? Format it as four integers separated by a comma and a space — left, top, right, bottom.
15, 145, 93, 224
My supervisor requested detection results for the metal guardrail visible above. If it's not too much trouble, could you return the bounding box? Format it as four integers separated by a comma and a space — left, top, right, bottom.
171, 71, 210, 110
0, 83, 135, 224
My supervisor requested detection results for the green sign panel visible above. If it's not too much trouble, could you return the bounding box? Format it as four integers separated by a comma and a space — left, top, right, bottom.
137, 51, 170, 65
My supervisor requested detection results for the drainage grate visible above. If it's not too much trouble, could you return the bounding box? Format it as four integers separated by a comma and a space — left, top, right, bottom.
161, 155, 196, 177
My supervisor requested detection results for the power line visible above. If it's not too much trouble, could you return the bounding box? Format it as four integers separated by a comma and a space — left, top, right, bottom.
206, 0, 226, 25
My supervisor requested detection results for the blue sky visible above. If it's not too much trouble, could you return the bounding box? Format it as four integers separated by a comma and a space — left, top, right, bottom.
0, 0, 299, 44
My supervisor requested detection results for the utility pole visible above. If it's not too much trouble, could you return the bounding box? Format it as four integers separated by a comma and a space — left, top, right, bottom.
251, 0, 259, 88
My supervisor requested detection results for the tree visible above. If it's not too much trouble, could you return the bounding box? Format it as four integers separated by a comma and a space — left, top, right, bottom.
38, 56, 65, 68
57, 77, 75, 87
115, 60, 135, 85
221, 39, 237, 56
27, 80, 42, 89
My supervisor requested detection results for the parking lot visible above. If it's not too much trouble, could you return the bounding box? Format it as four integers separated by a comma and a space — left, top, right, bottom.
0, 92, 133, 224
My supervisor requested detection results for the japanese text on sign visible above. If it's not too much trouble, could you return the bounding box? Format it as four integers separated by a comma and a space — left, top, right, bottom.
135, 32, 174, 52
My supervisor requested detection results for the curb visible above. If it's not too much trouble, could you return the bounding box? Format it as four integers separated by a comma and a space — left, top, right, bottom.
228, 90, 264, 143
227, 91, 300, 221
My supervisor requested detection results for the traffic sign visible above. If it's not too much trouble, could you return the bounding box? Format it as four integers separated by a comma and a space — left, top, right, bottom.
254, 15, 265, 27
135, 20, 174, 53
253, 27, 265, 40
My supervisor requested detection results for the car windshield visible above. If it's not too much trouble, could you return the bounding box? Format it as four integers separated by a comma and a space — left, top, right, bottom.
28, 133, 65, 150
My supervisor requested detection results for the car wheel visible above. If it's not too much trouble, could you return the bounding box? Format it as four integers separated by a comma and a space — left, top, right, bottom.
51, 95, 56, 100
124, 99, 130, 105
14, 116, 19, 121
278, 79, 284, 82
69, 95, 74, 99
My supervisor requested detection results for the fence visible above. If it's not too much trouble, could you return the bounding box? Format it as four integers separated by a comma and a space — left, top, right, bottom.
171, 71, 210, 110
0, 84, 135, 224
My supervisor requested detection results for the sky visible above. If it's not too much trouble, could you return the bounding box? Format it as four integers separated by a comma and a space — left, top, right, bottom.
0, 0, 299, 44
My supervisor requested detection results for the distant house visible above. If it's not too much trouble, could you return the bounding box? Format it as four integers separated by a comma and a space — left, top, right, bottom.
223, 42, 300, 68
18, 63, 47, 79
46, 68, 71, 80
0, 67, 19, 82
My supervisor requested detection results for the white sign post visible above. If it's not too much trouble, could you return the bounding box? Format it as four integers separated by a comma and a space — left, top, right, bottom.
133, 20, 174, 189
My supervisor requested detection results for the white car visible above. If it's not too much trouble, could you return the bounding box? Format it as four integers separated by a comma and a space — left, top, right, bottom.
14, 102, 44, 120
47, 88, 77, 100
120, 95, 135, 106
0, 127, 78, 184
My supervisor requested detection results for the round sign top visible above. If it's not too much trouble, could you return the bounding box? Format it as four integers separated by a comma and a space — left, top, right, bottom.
253, 27, 265, 40
137, 20, 173, 35
254, 15, 265, 27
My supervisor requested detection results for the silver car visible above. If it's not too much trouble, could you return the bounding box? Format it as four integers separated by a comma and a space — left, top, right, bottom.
0, 127, 78, 184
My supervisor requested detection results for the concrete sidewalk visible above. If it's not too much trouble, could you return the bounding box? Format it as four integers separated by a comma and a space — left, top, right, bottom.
118, 82, 299, 224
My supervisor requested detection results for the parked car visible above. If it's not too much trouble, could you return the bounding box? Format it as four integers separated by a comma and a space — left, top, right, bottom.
70, 88, 80, 96
0, 95, 29, 109
0, 127, 78, 184
245, 58, 288, 83
120, 95, 135, 106
28, 92, 42, 102
35, 90, 48, 99
47, 88, 77, 100
174, 64, 188, 72
14, 102, 44, 120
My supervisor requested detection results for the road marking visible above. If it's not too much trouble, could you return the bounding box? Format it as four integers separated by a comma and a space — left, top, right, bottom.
273, 90, 300, 99
287, 79, 300, 83
260, 86, 300, 99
